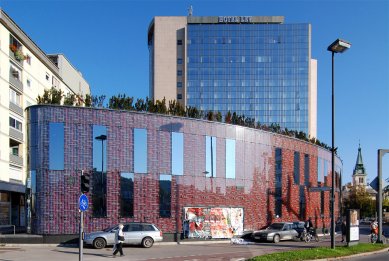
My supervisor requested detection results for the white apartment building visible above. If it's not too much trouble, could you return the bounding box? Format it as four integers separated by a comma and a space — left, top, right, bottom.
0, 9, 90, 230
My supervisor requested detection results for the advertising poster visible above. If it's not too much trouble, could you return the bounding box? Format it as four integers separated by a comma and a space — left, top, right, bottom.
347, 209, 360, 242
183, 207, 244, 239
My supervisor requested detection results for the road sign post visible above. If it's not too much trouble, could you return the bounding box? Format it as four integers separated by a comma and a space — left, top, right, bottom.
377, 149, 389, 243
78, 188, 89, 261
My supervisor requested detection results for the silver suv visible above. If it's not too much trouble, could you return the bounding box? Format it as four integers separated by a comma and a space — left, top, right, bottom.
84, 222, 163, 249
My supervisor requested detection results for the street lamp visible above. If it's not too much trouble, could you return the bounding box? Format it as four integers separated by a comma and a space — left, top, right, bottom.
327, 38, 351, 249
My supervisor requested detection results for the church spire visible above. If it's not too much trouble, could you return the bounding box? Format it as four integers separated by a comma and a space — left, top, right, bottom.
354, 143, 365, 174
352, 143, 367, 186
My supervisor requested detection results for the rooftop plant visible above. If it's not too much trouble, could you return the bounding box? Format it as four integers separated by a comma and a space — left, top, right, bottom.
36, 91, 332, 152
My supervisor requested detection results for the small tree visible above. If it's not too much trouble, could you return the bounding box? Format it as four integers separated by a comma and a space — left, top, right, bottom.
206, 111, 214, 121
63, 93, 76, 106
36, 87, 63, 104
225, 111, 232, 124
84, 94, 92, 107
215, 112, 222, 122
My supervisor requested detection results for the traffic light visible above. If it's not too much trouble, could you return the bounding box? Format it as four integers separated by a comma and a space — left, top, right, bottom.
81, 173, 90, 193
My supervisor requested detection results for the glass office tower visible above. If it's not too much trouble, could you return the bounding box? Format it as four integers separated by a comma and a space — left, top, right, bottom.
148, 16, 317, 136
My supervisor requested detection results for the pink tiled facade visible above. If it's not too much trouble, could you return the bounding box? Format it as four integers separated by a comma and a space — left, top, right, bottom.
27, 105, 341, 237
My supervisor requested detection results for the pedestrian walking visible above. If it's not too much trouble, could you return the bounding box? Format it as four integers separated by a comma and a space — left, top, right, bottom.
113, 223, 125, 257
341, 220, 346, 242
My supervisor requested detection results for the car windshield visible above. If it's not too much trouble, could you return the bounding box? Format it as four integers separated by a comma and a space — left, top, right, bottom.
102, 225, 118, 232
268, 223, 284, 230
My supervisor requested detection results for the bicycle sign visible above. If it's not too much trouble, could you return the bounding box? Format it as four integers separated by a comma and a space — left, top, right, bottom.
79, 194, 89, 212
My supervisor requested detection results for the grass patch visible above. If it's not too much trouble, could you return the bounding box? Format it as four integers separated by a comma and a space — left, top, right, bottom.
248, 243, 388, 261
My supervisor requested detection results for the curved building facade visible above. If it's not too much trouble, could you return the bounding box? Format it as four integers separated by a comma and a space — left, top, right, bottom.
27, 105, 341, 239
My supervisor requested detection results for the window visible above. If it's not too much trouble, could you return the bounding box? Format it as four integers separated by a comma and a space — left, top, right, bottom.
9, 88, 22, 107
134, 128, 147, 173
120, 172, 134, 217
177, 94, 182, 99
30, 170, 36, 215
93, 125, 107, 217
299, 186, 306, 219
27, 79, 31, 88
177, 40, 182, 45
177, 58, 183, 64
275, 148, 282, 217
26, 55, 31, 65
177, 82, 182, 88
49, 123, 64, 170
304, 154, 309, 186
177, 70, 182, 76
317, 158, 323, 183
225, 139, 235, 179
320, 191, 325, 215
206, 136, 216, 177
52, 76, 59, 88
45, 73, 50, 81
9, 117, 22, 131
293, 152, 300, 184
10, 63, 21, 81
159, 174, 171, 218
172, 132, 183, 175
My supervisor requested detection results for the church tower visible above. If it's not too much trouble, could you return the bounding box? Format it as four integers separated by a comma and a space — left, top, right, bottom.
352, 144, 367, 186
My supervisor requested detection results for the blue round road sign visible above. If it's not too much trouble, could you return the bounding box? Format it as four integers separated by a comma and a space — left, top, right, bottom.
79, 194, 89, 211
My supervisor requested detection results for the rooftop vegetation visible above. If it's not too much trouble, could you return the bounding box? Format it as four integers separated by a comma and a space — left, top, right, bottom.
36, 88, 332, 152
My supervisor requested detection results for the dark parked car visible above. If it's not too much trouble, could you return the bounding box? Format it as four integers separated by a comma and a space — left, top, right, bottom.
252, 222, 298, 243
84, 222, 163, 249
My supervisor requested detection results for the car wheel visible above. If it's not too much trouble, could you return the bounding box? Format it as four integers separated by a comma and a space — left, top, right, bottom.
142, 237, 154, 248
273, 234, 280, 243
93, 237, 107, 249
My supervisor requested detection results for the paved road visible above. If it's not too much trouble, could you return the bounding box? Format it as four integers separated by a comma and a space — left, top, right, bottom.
0, 236, 348, 261
0, 225, 387, 261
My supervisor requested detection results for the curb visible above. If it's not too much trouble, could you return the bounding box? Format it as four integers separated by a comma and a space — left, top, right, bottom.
1, 240, 231, 248
309, 247, 389, 261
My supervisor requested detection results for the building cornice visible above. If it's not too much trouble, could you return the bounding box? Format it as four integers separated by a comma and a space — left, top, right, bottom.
0, 9, 62, 81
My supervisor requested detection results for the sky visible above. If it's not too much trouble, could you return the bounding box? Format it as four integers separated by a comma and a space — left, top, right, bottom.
1, 0, 388, 185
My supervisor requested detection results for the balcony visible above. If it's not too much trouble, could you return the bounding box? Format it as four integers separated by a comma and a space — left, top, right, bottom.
9, 49, 24, 67
9, 153, 23, 166
9, 102, 23, 117
9, 127, 23, 142
9, 71, 23, 93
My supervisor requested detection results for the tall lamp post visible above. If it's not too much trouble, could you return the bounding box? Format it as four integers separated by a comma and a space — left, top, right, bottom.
327, 39, 351, 249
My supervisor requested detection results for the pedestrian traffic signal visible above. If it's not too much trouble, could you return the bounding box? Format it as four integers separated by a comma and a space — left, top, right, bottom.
81, 173, 90, 193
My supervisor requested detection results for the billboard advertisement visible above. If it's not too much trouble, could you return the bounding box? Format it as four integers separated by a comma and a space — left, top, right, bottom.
183, 207, 244, 239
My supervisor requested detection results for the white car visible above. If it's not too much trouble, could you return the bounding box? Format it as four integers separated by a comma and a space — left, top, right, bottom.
84, 222, 163, 249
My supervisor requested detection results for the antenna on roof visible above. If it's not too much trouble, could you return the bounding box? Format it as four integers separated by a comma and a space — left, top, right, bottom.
188, 5, 193, 16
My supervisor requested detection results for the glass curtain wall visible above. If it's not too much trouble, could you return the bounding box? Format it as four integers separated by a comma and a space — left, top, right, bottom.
186, 23, 310, 133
